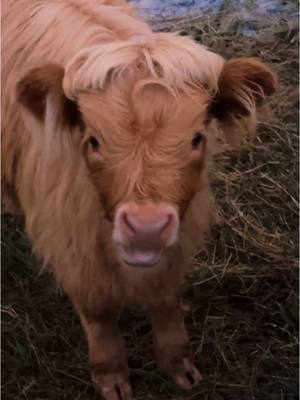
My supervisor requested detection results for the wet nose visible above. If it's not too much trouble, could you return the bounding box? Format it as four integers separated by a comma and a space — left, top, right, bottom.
119, 203, 177, 244
124, 209, 170, 237
113, 202, 179, 267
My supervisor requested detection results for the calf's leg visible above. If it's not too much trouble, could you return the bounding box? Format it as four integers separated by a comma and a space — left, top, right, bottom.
79, 307, 132, 400
150, 296, 202, 390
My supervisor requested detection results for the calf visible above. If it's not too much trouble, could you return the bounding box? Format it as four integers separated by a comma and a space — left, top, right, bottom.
2, 1, 277, 399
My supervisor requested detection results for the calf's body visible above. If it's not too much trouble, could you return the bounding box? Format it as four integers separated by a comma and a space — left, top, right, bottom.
2, 1, 277, 399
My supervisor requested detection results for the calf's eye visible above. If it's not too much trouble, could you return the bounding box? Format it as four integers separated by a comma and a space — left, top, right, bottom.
192, 131, 205, 149
88, 136, 100, 150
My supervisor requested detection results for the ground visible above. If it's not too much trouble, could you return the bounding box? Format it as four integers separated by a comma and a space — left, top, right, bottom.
2, 6, 298, 400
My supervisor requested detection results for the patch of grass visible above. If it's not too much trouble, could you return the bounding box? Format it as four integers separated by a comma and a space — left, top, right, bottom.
2, 8, 299, 400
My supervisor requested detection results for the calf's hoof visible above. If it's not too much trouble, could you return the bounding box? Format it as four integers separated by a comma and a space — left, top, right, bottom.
91, 368, 133, 400
173, 357, 202, 390
158, 350, 202, 390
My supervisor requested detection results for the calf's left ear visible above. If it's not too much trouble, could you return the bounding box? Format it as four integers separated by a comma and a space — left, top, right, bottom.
210, 58, 278, 145
17, 63, 83, 129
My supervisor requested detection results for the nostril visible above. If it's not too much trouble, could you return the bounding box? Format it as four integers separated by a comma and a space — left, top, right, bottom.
121, 212, 137, 236
120, 212, 136, 236
160, 214, 172, 233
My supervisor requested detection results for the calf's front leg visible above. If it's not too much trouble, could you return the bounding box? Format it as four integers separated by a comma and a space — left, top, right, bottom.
150, 296, 202, 390
79, 306, 132, 400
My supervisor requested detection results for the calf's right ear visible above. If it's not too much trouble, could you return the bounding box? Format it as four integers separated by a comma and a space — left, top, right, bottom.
17, 63, 83, 129
210, 58, 278, 146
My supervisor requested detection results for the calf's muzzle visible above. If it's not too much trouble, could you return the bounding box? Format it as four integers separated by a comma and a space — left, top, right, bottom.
113, 202, 179, 267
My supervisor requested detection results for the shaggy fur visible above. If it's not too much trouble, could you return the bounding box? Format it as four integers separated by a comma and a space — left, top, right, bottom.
2, 1, 277, 399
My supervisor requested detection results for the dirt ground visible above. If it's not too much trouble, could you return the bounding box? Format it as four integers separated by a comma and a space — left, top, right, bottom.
2, 6, 299, 400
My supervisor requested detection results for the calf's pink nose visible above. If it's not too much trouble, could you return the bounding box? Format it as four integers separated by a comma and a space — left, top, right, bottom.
113, 202, 179, 266
123, 208, 170, 237
118, 203, 178, 244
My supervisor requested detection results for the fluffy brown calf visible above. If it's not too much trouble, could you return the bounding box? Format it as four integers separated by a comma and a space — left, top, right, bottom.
2, 1, 277, 399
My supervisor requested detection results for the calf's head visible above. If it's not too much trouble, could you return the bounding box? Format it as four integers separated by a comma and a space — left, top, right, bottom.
17, 35, 277, 267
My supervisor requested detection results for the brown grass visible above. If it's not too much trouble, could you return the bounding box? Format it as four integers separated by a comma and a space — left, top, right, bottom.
2, 8, 298, 400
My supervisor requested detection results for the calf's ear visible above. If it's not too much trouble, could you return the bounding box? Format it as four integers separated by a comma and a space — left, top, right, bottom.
210, 58, 278, 146
17, 63, 83, 129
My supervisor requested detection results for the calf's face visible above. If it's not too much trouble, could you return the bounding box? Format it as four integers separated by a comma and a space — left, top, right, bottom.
78, 85, 209, 266
17, 58, 277, 267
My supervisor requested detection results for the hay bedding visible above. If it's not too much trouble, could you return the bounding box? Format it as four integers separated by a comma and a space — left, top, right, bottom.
2, 2, 298, 399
